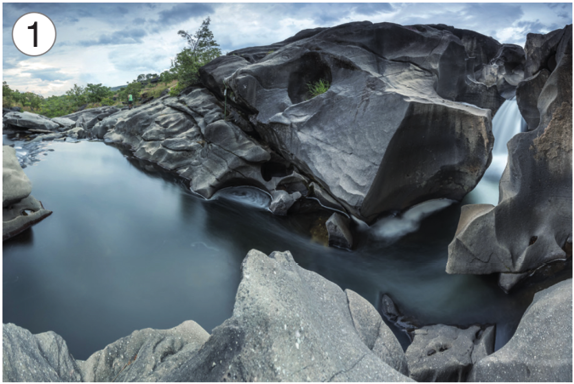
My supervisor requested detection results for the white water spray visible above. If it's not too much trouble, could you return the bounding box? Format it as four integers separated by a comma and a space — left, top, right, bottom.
465, 98, 526, 205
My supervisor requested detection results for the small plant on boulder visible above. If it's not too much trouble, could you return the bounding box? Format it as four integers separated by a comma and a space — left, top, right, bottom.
307, 79, 330, 98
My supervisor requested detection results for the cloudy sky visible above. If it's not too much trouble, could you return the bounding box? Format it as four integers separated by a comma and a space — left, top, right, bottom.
3, 2, 572, 97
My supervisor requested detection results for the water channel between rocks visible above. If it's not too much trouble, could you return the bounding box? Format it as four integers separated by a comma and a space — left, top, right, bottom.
1, 115, 544, 360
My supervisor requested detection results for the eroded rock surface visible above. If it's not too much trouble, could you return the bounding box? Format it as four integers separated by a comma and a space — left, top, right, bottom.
447, 25, 572, 290
3, 146, 52, 241
469, 279, 572, 382
203, 21, 512, 223
405, 324, 495, 382
3, 111, 60, 132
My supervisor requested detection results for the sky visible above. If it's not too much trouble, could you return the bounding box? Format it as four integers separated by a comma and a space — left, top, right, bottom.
3, 2, 572, 97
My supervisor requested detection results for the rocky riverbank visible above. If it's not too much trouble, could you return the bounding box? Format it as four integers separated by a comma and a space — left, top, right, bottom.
3, 21, 572, 382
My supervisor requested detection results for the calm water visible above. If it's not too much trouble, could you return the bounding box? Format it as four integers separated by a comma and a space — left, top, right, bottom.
2, 140, 547, 360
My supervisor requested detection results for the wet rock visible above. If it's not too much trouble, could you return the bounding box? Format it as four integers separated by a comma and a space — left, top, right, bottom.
65, 127, 88, 140
162, 249, 411, 381
405, 324, 495, 382
3, 323, 82, 382
3, 111, 60, 131
206, 21, 499, 224
77, 321, 209, 382
447, 26, 572, 290
269, 190, 301, 215
3, 146, 52, 241
469, 279, 572, 382
326, 212, 353, 249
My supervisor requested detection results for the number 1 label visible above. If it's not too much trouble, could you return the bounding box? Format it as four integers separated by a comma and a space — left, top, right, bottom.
12, 12, 56, 56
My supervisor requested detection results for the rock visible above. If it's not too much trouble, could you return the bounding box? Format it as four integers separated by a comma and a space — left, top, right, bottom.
516, 69, 550, 130
103, 89, 274, 200
326, 212, 353, 249
161, 249, 411, 381
199, 55, 251, 99
269, 190, 301, 215
3, 195, 53, 241
3, 250, 412, 381
3, 323, 82, 382
29, 132, 66, 142
3, 146, 52, 241
205, 21, 501, 224
3, 111, 60, 131
51, 116, 76, 130
77, 321, 209, 382
405, 324, 495, 382
160, 88, 170, 97
447, 25, 572, 290
65, 127, 88, 140
3, 146, 31, 207
469, 279, 572, 382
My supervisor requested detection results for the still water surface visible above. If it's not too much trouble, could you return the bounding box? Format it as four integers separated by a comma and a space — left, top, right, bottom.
3, 140, 540, 360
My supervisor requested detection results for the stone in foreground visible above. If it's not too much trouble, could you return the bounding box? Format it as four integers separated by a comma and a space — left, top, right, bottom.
405, 324, 494, 381
468, 279, 572, 382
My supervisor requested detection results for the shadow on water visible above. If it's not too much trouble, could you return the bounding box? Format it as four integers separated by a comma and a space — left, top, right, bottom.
3, 140, 568, 360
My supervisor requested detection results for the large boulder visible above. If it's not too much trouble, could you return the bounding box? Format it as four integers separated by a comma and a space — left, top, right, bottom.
468, 279, 572, 382
3, 146, 52, 241
160, 250, 411, 381
3, 250, 411, 381
204, 21, 508, 223
447, 25, 572, 291
3, 111, 60, 131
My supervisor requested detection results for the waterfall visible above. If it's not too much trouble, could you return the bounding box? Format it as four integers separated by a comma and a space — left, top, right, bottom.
483, 98, 526, 182
464, 98, 526, 205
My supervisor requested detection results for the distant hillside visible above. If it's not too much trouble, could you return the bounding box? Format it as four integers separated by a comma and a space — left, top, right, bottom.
110, 85, 127, 92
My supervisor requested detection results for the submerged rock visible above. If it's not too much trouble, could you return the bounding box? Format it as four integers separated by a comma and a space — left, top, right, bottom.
405, 324, 495, 382
447, 25, 572, 290
3, 146, 52, 241
468, 279, 572, 382
3, 250, 411, 381
204, 21, 506, 223
326, 212, 353, 249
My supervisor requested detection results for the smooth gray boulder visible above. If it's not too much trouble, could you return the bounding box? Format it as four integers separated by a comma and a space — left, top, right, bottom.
3, 146, 31, 207
3, 146, 52, 241
447, 25, 572, 290
405, 324, 495, 382
51, 116, 76, 130
162, 249, 411, 381
207, 21, 505, 224
3, 111, 60, 131
77, 321, 209, 382
469, 279, 572, 382
326, 212, 353, 249
3, 323, 82, 382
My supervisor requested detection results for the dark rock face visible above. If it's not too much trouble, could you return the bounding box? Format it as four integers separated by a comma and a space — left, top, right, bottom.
3, 146, 52, 241
405, 324, 495, 382
517, 25, 572, 130
469, 279, 572, 382
202, 21, 508, 224
326, 212, 353, 249
3, 250, 411, 382
447, 25, 572, 291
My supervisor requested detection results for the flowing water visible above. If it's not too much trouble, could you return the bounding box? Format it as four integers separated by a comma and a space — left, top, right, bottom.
2, 106, 546, 360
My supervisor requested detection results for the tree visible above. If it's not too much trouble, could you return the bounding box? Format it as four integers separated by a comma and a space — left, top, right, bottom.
85, 83, 113, 103
170, 17, 221, 95
66, 84, 87, 107
137, 74, 146, 82
3, 82, 13, 108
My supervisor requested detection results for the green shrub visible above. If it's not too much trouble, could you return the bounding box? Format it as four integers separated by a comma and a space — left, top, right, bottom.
307, 79, 330, 98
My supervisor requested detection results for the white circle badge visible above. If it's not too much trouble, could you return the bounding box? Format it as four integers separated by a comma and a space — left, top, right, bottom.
12, 12, 57, 56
